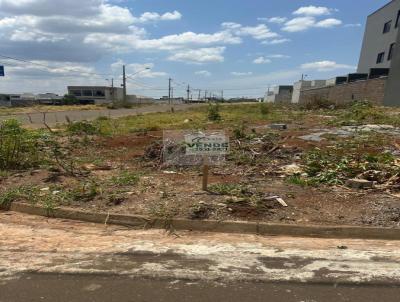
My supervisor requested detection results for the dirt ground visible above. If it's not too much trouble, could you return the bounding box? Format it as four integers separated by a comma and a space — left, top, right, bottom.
2, 105, 400, 229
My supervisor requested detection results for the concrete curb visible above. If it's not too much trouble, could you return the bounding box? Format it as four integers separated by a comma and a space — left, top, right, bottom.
9, 202, 400, 240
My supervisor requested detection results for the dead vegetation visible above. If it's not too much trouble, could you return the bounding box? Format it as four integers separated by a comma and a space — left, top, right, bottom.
1, 102, 400, 227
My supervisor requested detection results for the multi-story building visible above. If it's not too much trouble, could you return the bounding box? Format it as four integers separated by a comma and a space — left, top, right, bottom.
357, 0, 399, 106
67, 86, 124, 104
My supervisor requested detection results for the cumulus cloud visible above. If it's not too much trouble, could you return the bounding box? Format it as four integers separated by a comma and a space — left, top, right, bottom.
133, 10, 182, 23
258, 17, 287, 24
195, 70, 212, 77
221, 22, 279, 40
261, 38, 290, 45
253, 56, 271, 64
301, 60, 355, 71
315, 18, 342, 28
293, 6, 337, 16
282, 16, 342, 32
167, 47, 226, 64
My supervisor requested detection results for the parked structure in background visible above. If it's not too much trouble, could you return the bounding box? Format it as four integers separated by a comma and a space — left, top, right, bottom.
264, 86, 293, 103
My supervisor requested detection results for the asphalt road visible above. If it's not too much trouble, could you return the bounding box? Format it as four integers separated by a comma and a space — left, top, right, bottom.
0, 103, 203, 128
1, 212, 400, 301
1, 274, 400, 302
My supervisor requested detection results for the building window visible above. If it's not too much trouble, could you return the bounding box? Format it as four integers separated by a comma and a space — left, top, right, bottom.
82, 90, 93, 97
94, 90, 105, 97
388, 43, 396, 61
71, 90, 82, 97
377, 52, 385, 64
396, 10, 400, 28
383, 20, 392, 33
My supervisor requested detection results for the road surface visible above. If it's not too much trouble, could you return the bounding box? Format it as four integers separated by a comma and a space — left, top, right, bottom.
0, 103, 203, 128
1, 212, 400, 301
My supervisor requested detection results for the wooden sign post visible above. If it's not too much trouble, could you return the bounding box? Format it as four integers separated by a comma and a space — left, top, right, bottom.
202, 156, 209, 191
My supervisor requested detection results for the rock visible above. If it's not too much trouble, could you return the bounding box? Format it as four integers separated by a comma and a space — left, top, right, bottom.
269, 124, 287, 130
281, 164, 302, 175
345, 179, 374, 189
163, 170, 177, 174
40, 187, 50, 191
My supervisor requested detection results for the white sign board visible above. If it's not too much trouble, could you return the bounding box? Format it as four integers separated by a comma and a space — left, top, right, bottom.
184, 132, 229, 156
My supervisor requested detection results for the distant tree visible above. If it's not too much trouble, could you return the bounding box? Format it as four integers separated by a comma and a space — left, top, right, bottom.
63, 94, 78, 105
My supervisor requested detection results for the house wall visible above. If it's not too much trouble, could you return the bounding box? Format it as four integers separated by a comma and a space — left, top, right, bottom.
299, 77, 387, 106
358, 0, 400, 73
384, 23, 400, 106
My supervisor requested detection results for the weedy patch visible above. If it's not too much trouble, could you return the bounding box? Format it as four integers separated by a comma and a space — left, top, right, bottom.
294, 133, 400, 186
331, 101, 400, 127
0, 120, 42, 170
111, 171, 141, 186
0, 186, 40, 210
67, 121, 99, 135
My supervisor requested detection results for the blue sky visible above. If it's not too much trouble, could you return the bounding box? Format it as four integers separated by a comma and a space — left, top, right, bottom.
0, 0, 390, 98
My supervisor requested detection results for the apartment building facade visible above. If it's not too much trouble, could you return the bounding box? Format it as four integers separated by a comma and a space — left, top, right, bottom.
357, 0, 399, 106
357, 0, 399, 73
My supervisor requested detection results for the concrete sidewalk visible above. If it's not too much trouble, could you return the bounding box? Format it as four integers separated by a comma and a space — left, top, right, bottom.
1, 212, 400, 285
0, 103, 203, 128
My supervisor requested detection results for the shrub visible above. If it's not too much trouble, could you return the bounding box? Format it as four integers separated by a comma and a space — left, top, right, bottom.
67, 121, 98, 135
259, 103, 271, 115
0, 119, 41, 170
207, 103, 221, 121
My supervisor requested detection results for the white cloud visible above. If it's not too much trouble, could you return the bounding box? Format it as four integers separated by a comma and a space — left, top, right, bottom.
195, 70, 212, 77
222, 22, 279, 40
315, 18, 342, 28
258, 17, 287, 24
253, 56, 271, 64
261, 38, 290, 45
167, 47, 225, 63
111, 59, 167, 78
231, 71, 253, 76
301, 60, 355, 71
282, 17, 342, 32
282, 17, 316, 32
344, 23, 361, 28
133, 10, 182, 23
293, 6, 336, 16
266, 54, 290, 59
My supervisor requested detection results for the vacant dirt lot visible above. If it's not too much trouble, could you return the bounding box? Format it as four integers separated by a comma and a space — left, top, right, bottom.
1, 102, 400, 228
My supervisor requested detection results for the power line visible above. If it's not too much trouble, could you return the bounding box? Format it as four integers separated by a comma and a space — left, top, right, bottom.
0, 54, 115, 79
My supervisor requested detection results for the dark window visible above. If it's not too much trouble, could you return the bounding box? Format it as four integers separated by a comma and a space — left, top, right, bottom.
377, 52, 385, 64
388, 43, 396, 61
71, 90, 82, 97
396, 10, 400, 28
383, 20, 392, 33
82, 90, 93, 97
94, 90, 105, 97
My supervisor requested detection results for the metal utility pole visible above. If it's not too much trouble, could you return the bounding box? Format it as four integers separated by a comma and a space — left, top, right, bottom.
168, 78, 172, 105
198, 90, 201, 101
221, 90, 224, 101
186, 85, 190, 103
111, 78, 114, 102
122, 65, 127, 103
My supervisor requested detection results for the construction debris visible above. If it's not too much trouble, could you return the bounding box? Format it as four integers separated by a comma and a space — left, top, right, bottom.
345, 179, 375, 190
